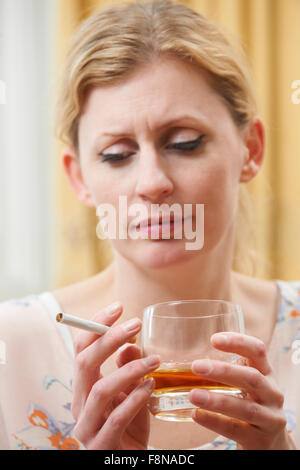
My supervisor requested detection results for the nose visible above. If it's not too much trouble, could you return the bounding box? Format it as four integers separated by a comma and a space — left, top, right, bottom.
135, 148, 174, 203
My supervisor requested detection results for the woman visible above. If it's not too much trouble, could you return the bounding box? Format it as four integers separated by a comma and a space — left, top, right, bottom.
0, 0, 299, 450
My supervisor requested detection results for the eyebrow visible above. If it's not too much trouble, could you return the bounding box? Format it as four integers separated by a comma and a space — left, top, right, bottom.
98, 113, 209, 139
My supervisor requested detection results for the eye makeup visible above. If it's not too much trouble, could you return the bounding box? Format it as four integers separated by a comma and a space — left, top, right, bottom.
99, 134, 205, 163
167, 134, 205, 151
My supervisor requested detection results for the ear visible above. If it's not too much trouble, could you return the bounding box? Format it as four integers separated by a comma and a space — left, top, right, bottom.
60, 147, 96, 208
239, 116, 265, 183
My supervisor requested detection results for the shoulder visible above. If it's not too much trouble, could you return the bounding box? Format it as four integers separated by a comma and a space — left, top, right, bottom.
232, 272, 279, 345
52, 264, 114, 319
276, 280, 300, 305
0, 293, 52, 344
233, 272, 278, 311
0, 293, 42, 319
275, 280, 300, 323
234, 273, 300, 330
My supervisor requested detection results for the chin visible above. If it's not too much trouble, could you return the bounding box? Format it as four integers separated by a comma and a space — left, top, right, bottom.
134, 238, 199, 269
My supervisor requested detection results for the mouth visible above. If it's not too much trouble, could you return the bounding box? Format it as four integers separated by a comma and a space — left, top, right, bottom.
136, 215, 192, 238
136, 214, 179, 230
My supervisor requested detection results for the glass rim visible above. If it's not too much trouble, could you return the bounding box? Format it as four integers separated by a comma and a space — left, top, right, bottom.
143, 298, 243, 319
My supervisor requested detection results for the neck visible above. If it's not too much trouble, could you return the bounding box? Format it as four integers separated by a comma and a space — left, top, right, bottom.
110, 235, 239, 322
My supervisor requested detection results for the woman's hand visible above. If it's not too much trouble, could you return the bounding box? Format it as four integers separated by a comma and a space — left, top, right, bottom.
189, 332, 294, 450
71, 302, 160, 450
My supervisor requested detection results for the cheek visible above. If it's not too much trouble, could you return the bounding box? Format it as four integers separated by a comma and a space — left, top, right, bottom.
88, 174, 118, 206
190, 163, 240, 237
88, 165, 133, 204
188, 160, 238, 203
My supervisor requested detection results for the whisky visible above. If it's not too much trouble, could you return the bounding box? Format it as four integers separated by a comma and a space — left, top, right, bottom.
144, 368, 244, 422
144, 368, 242, 394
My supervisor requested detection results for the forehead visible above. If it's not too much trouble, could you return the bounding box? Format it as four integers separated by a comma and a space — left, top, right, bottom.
82, 57, 217, 114
78, 57, 232, 142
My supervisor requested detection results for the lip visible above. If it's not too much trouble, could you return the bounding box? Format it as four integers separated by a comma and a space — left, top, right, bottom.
136, 215, 193, 231
137, 215, 183, 229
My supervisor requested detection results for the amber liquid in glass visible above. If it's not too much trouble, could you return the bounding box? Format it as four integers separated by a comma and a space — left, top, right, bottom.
144, 368, 244, 422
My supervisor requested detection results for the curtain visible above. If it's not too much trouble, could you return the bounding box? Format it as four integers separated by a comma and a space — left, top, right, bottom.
0, 0, 55, 301
53, 0, 300, 289
52, 0, 115, 288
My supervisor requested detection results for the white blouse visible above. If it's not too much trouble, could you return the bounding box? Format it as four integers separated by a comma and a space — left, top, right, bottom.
0, 280, 299, 450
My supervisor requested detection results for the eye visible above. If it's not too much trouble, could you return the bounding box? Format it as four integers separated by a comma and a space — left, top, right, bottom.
167, 134, 205, 151
99, 151, 134, 163
99, 134, 205, 163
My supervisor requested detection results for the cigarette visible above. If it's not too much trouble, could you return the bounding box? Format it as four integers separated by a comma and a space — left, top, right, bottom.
56, 312, 110, 335
56, 312, 136, 343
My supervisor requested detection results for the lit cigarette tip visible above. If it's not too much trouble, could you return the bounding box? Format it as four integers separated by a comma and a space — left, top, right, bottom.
56, 313, 63, 323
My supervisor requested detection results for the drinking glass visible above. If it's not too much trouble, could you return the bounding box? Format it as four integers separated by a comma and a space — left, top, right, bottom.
141, 299, 245, 422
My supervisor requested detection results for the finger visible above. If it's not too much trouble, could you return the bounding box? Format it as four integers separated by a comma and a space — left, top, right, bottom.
191, 407, 253, 448
189, 389, 286, 433
78, 317, 143, 372
74, 302, 123, 354
75, 355, 160, 441
211, 332, 272, 375
101, 392, 129, 422
91, 378, 154, 450
116, 344, 143, 395
112, 392, 128, 408
191, 359, 279, 406
116, 344, 142, 368
72, 317, 143, 417
235, 356, 249, 367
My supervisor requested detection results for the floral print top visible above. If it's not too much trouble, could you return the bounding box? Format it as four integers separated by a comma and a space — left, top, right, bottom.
0, 280, 299, 450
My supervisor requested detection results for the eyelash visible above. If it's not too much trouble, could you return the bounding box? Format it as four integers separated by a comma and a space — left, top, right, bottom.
99, 134, 205, 163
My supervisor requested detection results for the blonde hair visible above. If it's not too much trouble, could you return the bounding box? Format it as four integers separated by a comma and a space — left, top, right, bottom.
55, 0, 261, 276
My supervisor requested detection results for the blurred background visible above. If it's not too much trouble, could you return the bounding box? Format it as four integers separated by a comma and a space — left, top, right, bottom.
0, 0, 300, 302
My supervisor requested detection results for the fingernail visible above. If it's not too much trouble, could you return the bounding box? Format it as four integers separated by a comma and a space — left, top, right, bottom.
141, 377, 155, 390
213, 334, 229, 345
143, 355, 160, 368
193, 359, 213, 375
121, 318, 141, 333
106, 302, 122, 316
